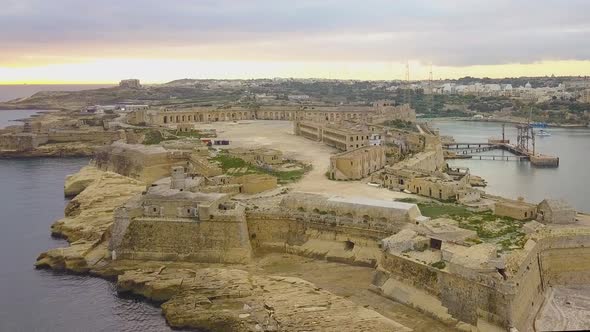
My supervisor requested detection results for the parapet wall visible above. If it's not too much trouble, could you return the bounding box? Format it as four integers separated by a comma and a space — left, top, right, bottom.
116, 218, 252, 264
247, 212, 387, 266
47, 130, 121, 144
376, 230, 590, 330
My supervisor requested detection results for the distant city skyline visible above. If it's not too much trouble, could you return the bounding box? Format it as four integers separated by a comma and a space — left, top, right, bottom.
2, 0, 590, 83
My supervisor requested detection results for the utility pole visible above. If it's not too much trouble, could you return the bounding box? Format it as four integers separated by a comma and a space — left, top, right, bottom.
404, 61, 410, 105
428, 63, 434, 112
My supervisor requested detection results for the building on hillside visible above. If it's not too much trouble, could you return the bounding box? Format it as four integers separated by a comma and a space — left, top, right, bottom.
537, 199, 576, 224
329, 146, 386, 180
119, 79, 142, 89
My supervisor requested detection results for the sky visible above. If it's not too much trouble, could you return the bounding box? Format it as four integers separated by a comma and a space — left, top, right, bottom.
1, 0, 590, 83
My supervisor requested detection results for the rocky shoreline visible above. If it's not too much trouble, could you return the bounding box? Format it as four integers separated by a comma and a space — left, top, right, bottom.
35, 166, 417, 332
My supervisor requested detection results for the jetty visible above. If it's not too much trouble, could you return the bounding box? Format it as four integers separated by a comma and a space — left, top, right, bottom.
443, 124, 559, 167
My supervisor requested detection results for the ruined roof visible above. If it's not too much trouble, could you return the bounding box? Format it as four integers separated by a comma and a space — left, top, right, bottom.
417, 218, 477, 243
146, 182, 226, 203
539, 199, 574, 211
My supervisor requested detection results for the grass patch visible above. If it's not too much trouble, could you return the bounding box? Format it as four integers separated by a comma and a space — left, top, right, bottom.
382, 119, 418, 132
430, 261, 446, 269
417, 202, 527, 251
212, 152, 311, 184
417, 203, 473, 218
143, 130, 176, 145
397, 198, 419, 204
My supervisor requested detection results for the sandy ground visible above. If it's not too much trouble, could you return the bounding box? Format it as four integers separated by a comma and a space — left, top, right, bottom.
535, 285, 590, 331
193, 120, 417, 201
250, 253, 455, 332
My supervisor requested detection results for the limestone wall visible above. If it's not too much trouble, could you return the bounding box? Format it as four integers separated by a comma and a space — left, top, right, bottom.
94, 143, 182, 184
378, 252, 511, 329
47, 130, 121, 144
377, 230, 590, 331
116, 218, 252, 264
0, 133, 48, 151
247, 213, 387, 266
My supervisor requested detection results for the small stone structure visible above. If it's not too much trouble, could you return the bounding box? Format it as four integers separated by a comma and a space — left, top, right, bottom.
227, 147, 283, 165
494, 198, 537, 220
537, 199, 576, 224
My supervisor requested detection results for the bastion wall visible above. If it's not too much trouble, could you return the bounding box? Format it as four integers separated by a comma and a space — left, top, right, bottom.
246, 212, 389, 266
115, 217, 252, 264
375, 230, 590, 331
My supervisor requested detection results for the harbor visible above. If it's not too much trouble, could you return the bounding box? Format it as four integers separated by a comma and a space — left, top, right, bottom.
443, 123, 560, 167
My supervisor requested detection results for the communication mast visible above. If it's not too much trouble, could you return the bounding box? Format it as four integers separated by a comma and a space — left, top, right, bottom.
404, 61, 410, 105
428, 63, 434, 112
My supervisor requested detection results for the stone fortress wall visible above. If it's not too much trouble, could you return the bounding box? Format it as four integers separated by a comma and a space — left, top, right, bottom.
129, 102, 416, 126
373, 229, 590, 331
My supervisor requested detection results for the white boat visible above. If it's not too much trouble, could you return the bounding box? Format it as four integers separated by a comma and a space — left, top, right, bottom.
536, 130, 551, 137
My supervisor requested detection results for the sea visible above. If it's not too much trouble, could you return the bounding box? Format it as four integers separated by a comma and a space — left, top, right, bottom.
0, 87, 185, 331
0, 84, 114, 102
430, 119, 590, 213
0, 85, 589, 330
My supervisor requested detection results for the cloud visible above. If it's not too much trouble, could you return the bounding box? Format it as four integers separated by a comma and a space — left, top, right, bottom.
1, 0, 590, 67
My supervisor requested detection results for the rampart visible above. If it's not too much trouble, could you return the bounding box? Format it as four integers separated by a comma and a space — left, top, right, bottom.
373, 228, 590, 331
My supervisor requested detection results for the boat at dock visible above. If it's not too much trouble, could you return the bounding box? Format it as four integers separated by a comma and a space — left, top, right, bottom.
536, 130, 551, 137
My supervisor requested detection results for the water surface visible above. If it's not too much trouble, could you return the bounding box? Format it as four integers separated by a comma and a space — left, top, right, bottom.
0, 109, 48, 129
430, 119, 590, 212
0, 158, 185, 332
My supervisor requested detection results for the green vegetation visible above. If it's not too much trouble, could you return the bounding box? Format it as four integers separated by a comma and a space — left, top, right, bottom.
173, 130, 203, 139
143, 130, 171, 145
396, 197, 419, 204
417, 202, 527, 251
382, 119, 417, 132
417, 203, 473, 218
212, 152, 311, 184
430, 261, 446, 269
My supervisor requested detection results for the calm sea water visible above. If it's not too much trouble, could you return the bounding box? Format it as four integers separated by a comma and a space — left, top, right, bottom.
0, 109, 50, 129
0, 108, 183, 331
0, 158, 186, 332
430, 120, 590, 213
0, 84, 114, 102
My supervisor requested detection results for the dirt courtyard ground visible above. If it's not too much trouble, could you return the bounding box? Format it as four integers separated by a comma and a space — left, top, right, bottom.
194, 120, 416, 200
250, 253, 454, 332
535, 285, 590, 331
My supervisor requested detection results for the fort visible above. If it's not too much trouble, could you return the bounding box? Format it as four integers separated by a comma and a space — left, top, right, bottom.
128, 101, 415, 126
18, 94, 587, 331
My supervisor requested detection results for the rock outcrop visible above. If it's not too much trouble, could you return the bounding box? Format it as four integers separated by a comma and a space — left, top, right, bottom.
116, 265, 410, 332
36, 169, 145, 272
64, 165, 104, 197
36, 166, 413, 331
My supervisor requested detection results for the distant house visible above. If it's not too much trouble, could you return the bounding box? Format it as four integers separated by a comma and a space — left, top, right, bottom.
537, 199, 576, 224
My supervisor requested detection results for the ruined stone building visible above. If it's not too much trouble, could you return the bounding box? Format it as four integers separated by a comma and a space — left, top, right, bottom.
329, 146, 386, 180
494, 198, 538, 220
127, 102, 416, 126
537, 199, 576, 224
293, 121, 373, 151
227, 147, 283, 165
